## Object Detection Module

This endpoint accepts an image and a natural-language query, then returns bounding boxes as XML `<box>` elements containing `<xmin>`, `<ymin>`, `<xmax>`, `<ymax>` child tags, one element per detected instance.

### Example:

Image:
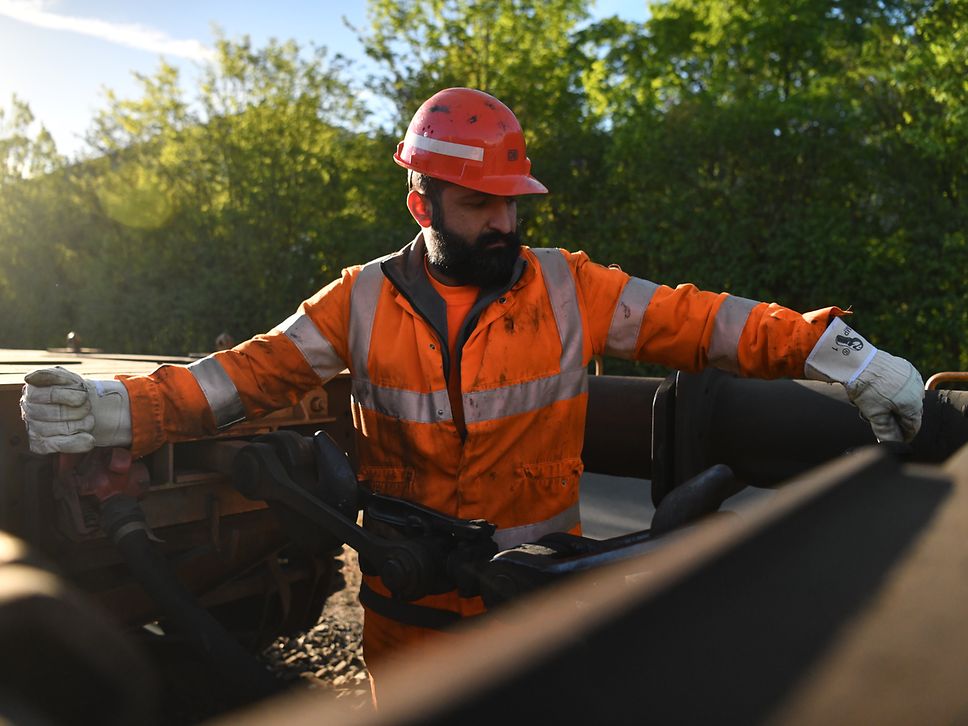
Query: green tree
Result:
<box><xmin>357</xmin><ymin>0</ymin><xmax>610</xmax><ymax>248</ymax></box>
<box><xmin>67</xmin><ymin>37</ymin><xmax>386</xmax><ymax>354</ymax></box>
<box><xmin>3</xmin><ymin>1</ymin><xmax>964</xmax><ymax>372</ymax></box>
<box><xmin>0</xmin><ymin>97</ymin><xmax>75</xmax><ymax>347</ymax></box>
<box><xmin>579</xmin><ymin>0</ymin><xmax>967</xmax><ymax>371</ymax></box>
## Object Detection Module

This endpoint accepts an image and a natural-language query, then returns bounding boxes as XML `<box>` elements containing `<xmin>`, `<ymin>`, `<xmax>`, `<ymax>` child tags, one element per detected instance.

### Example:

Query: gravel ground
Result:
<box><xmin>260</xmin><ymin>546</ymin><xmax>372</xmax><ymax>713</ymax></box>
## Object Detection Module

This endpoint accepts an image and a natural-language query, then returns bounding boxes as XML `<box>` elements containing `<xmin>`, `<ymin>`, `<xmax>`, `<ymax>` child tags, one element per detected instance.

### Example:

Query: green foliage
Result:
<box><xmin>356</xmin><ymin>0</ymin><xmax>608</xmax><ymax>248</ymax></box>
<box><xmin>0</xmin><ymin>98</ymin><xmax>72</xmax><ymax>347</ymax></box>
<box><xmin>0</xmin><ymin>0</ymin><xmax>965</xmax><ymax>373</ymax></box>
<box><xmin>580</xmin><ymin>0</ymin><xmax>968</xmax><ymax>370</ymax></box>
<box><xmin>1</xmin><ymin>37</ymin><xmax>403</xmax><ymax>354</ymax></box>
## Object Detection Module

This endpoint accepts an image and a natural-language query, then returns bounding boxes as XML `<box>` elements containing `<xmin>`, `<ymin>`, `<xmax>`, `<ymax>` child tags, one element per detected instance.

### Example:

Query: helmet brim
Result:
<box><xmin>455</xmin><ymin>174</ymin><xmax>549</xmax><ymax>197</ymax></box>
<box><xmin>393</xmin><ymin>152</ymin><xmax>548</xmax><ymax>196</ymax></box>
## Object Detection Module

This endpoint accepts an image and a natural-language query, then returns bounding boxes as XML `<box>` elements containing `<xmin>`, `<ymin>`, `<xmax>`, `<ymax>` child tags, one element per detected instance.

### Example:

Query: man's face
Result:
<box><xmin>424</xmin><ymin>184</ymin><xmax>520</xmax><ymax>288</ymax></box>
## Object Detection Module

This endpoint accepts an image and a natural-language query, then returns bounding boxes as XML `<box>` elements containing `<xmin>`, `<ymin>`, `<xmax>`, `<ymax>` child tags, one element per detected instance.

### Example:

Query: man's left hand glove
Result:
<box><xmin>804</xmin><ymin>320</ymin><xmax>924</xmax><ymax>443</ymax></box>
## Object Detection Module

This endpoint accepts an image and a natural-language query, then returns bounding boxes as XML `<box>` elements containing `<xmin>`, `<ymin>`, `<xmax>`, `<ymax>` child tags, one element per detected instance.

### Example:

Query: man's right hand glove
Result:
<box><xmin>20</xmin><ymin>367</ymin><xmax>132</xmax><ymax>455</ymax></box>
<box><xmin>804</xmin><ymin>320</ymin><xmax>924</xmax><ymax>443</ymax></box>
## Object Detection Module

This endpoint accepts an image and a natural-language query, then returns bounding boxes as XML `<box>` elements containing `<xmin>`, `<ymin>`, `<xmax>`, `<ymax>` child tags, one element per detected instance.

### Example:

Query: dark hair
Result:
<box><xmin>408</xmin><ymin>171</ymin><xmax>444</xmax><ymax>202</ymax></box>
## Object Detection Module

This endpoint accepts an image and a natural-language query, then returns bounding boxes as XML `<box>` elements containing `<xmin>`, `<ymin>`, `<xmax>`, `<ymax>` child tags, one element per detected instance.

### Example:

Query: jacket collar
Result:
<box><xmin>379</xmin><ymin>232</ymin><xmax>529</xmax><ymax>317</ymax></box>
<box><xmin>379</xmin><ymin>233</ymin><xmax>530</xmax><ymax>392</ymax></box>
<box><xmin>380</xmin><ymin>234</ymin><xmax>448</xmax><ymax>344</ymax></box>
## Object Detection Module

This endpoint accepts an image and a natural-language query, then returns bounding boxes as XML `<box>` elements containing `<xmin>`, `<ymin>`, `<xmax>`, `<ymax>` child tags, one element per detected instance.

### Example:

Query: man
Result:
<box><xmin>21</xmin><ymin>88</ymin><xmax>924</xmax><ymax>684</ymax></box>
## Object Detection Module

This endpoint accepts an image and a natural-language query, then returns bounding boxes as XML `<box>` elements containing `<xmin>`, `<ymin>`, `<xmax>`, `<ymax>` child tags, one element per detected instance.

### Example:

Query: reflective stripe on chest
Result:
<box><xmin>349</xmin><ymin>249</ymin><xmax>588</xmax><ymax>425</ymax></box>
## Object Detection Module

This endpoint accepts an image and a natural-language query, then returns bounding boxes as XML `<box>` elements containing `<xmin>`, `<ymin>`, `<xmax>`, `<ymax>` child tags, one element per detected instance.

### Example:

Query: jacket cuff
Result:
<box><xmin>803</xmin><ymin>317</ymin><xmax>877</xmax><ymax>385</ymax></box>
<box><xmin>802</xmin><ymin>305</ymin><xmax>849</xmax><ymax>327</ymax></box>
<box><xmin>116</xmin><ymin>375</ymin><xmax>166</xmax><ymax>459</ymax></box>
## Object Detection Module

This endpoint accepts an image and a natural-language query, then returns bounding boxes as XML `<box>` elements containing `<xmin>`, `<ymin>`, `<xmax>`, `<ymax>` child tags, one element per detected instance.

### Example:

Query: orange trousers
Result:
<box><xmin>363</xmin><ymin>608</ymin><xmax>462</xmax><ymax>705</ymax></box>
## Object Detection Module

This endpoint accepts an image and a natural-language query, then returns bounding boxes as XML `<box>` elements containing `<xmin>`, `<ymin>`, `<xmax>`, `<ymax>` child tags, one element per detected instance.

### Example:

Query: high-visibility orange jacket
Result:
<box><xmin>119</xmin><ymin>235</ymin><xmax>842</xmax><ymax>665</ymax></box>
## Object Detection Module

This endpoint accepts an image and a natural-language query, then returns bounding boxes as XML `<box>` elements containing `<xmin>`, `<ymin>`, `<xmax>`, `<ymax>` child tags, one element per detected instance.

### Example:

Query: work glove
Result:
<box><xmin>804</xmin><ymin>320</ymin><xmax>924</xmax><ymax>443</ymax></box>
<box><xmin>20</xmin><ymin>367</ymin><xmax>132</xmax><ymax>455</ymax></box>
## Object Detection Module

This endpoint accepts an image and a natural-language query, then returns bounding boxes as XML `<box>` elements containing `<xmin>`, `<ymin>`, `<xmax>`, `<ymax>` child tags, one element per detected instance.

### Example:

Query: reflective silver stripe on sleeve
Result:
<box><xmin>348</xmin><ymin>261</ymin><xmax>386</xmax><ymax>377</ymax></box>
<box><xmin>604</xmin><ymin>277</ymin><xmax>659</xmax><ymax>358</ymax></box>
<box><xmin>187</xmin><ymin>356</ymin><xmax>246</xmax><ymax>429</ymax></box>
<box><xmin>708</xmin><ymin>295</ymin><xmax>760</xmax><ymax>373</ymax></box>
<box><xmin>352</xmin><ymin>380</ymin><xmax>453</xmax><ymax>424</ymax></box>
<box><xmin>531</xmin><ymin>248</ymin><xmax>584</xmax><ymax>371</ymax></box>
<box><xmin>492</xmin><ymin>502</ymin><xmax>581</xmax><ymax>551</ymax></box>
<box><xmin>463</xmin><ymin>367</ymin><xmax>588</xmax><ymax>424</ymax></box>
<box><xmin>274</xmin><ymin>312</ymin><xmax>345</xmax><ymax>382</ymax></box>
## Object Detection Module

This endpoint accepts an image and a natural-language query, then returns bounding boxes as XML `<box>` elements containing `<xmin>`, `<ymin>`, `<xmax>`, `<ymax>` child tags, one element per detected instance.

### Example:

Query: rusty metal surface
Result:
<box><xmin>581</xmin><ymin>375</ymin><xmax>661</xmax><ymax>479</ymax></box>
<box><xmin>0</xmin><ymin>348</ymin><xmax>356</xmax><ymax>633</ymax></box>
<box><xmin>4</xmin><ymin>348</ymin><xmax>967</xmax><ymax>720</ymax></box>
<box><xmin>0</xmin><ymin>533</ymin><xmax>159</xmax><ymax>725</ymax></box>
<box><xmin>925</xmin><ymin>371</ymin><xmax>968</xmax><ymax>390</ymax></box>
<box><xmin>222</xmin><ymin>444</ymin><xmax>968</xmax><ymax>725</ymax></box>
<box><xmin>768</xmin><ymin>443</ymin><xmax>968</xmax><ymax>726</ymax></box>
<box><xmin>0</xmin><ymin>348</ymin><xmax>195</xmax><ymax>384</ymax></box>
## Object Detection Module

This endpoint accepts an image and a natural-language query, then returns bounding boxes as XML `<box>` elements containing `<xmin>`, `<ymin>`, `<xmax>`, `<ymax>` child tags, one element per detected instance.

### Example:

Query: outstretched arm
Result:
<box><xmin>21</xmin><ymin>270</ymin><xmax>357</xmax><ymax>458</ymax></box>
<box><xmin>569</xmin><ymin>250</ymin><xmax>924</xmax><ymax>443</ymax></box>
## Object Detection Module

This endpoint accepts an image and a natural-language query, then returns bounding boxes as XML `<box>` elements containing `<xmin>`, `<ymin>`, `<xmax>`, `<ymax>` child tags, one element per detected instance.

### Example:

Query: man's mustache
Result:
<box><xmin>475</xmin><ymin>230</ymin><xmax>521</xmax><ymax>250</ymax></box>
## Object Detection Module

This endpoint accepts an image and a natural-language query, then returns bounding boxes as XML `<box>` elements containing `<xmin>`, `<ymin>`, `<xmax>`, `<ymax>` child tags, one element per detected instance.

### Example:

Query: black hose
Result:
<box><xmin>99</xmin><ymin>495</ymin><xmax>282</xmax><ymax>707</ymax></box>
<box><xmin>650</xmin><ymin>464</ymin><xmax>740</xmax><ymax>537</ymax></box>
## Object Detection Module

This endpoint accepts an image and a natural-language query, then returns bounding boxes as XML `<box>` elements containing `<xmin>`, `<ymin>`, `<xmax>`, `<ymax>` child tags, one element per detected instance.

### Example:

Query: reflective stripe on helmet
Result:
<box><xmin>273</xmin><ymin>311</ymin><xmax>345</xmax><ymax>382</ymax></box>
<box><xmin>604</xmin><ymin>277</ymin><xmax>659</xmax><ymax>358</ymax></box>
<box><xmin>708</xmin><ymin>295</ymin><xmax>760</xmax><ymax>373</ymax></box>
<box><xmin>492</xmin><ymin>502</ymin><xmax>581</xmax><ymax>550</ymax></box>
<box><xmin>404</xmin><ymin>131</ymin><xmax>484</xmax><ymax>162</ymax></box>
<box><xmin>187</xmin><ymin>355</ymin><xmax>246</xmax><ymax>429</ymax></box>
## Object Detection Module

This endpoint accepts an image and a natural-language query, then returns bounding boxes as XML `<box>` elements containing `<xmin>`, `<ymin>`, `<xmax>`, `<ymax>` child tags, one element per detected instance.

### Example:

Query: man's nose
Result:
<box><xmin>487</xmin><ymin>199</ymin><xmax>516</xmax><ymax>234</ymax></box>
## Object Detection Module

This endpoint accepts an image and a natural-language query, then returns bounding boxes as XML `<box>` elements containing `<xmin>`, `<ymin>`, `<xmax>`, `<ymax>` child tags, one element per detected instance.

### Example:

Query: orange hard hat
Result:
<box><xmin>393</xmin><ymin>88</ymin><xmax>548</xmax><ymax>196</ymax></box>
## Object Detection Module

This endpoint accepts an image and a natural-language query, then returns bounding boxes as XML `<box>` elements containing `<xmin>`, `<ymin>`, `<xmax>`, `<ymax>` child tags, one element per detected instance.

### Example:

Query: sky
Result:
<box><xmin>0</xmin><ymin>0</ymin><xmax>650</xmax><ymax>159</ymax></box>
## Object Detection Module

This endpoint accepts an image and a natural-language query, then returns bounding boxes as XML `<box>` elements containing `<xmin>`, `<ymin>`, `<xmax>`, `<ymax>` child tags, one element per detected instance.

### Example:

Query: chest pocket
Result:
<box><xmin>492</xmin><ymin>457</ymin><xmax>584</xmax><ymax>550</ymax></box>
<box><xmin>520</xmin><ymin>458</ymin><xmax>583</xmax><ymax>497</ymax></box>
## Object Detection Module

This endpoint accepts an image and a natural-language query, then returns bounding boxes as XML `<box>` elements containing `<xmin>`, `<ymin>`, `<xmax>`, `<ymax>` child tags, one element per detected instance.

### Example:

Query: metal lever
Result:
<box><xmin>481</xmin><ymin>464</ymin><xmax>738</xmax><ymax>608</ymax></box>
<box><xmin>232</xmin><ymin>433</ymin><xmax>736</xmax><ymax>610</ymax></box>
<box><xmin>231</xmin><ymin>437</ymin><xmax>496</xmax><ymax>601</ymax></box>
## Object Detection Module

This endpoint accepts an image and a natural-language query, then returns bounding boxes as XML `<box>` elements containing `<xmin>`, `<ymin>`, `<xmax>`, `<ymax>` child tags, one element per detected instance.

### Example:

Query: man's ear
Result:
<box><xmin>406</xmin><ymin>190</ymin><xmax>433</xmax><ymax>228</ymax></box>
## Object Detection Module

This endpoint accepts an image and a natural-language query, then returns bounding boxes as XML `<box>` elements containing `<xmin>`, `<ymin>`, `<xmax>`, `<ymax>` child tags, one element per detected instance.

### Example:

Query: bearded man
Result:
<box><xmin>20</xmin><ymin>87</ymin><xmax>924</xmax><ymax>696</ymax></box>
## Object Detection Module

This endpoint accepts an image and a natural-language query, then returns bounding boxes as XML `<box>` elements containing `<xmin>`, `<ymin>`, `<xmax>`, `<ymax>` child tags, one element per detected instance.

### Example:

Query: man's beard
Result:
<box><xmin>426</xmin><ymin>217</ymin><xmax>522</xmax><ymax>288</ymax></box>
